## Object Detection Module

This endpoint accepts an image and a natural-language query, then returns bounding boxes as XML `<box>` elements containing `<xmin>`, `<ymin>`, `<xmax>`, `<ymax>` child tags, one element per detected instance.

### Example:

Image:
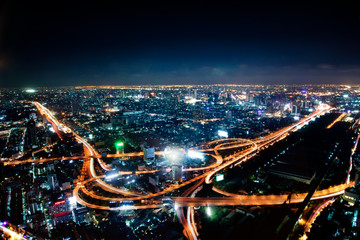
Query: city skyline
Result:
<box><xmin>1</xmin><ymin>85</ymin><xmax>360</xmax><ymax>239</ymax></box>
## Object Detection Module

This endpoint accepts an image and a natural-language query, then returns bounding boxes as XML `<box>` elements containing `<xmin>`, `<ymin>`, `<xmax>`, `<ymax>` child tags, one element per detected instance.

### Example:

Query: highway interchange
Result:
<box><xmin>4</xmin><ymin>102</ymin><xmax>356</xmax><ymax>240</ymax></box>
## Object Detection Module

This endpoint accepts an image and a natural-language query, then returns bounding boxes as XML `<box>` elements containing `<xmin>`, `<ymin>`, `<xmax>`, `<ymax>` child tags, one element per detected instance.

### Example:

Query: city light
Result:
<box><xmin>299</xmin><ymin>234</ymin><xmax>308</xmax><ymax>240</ymax></box>
<box><xmin>184</xmin><ymin>98</ymin><xmax>199</xmax><ymax>105</ymax></box>
<box><xmin>298</xmin><ymin>218</ymin><xmax>306</xmax><ymax>225</ymax></box>
<box><xmin>54</xmin><ymin>200</ymin><xmax>65</xmax><ymax>205</ymax></box>
<box><xmin>284</xmin><ymin>103</ymin><xmax>291</xmax><ymax>111</ymax></box>
<box><xmin>206</xmin><ymin>206</ymin><xmax>212</xmax><ymax>217</ymax></box>
<box><xmin>121</xmin><ymin>205</ymin><xmax>134</xmax><ymax>210</ymax></box>
<box><xmin>218</xmin><ymin>130</ymin><xmax>228</xmax><ymax>138</ymax></box>
<box><xmin>68</xmin><ymin>196</ymin><xmax>77</xmax><ymax>210</ymax></box>
<box><xmin>105</xmin><ymin>173</ymin><xmax>119</xmax><ymax>180</ymax></box>
<box><xmin>25</xmin><ymin>89</ymin><xmax>36</xmax><ymax>93</ymax></box>
<box><xmin>68</xmin><ymin>196</ymin><xmax>77</xmax><ymax>205</ymax></box>
<box><xmin>215</xmin><ymin>174</ymin><xmax>224</xmax><ymax>182</ymax></box>
<box><xmin>164</xmin><ymin>147</ymin><xmax>184</xmax><ymax>163</ymax></box>
<box><xmin>115</xmin><ymin>142</ymin><xmax>124</xmax><ymax>147</ymax></box>
<box><xmin>187</xmin><ymin>150</ymin><xmax>204</xmax><ymax>160</ymax></box>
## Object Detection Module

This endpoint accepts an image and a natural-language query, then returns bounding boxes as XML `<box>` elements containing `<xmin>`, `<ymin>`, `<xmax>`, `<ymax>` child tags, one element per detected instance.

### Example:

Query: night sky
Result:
<box><xmin>1</xmin><ymin>2</ymin><xmax>360</xmax><ymax>88</ymax></box>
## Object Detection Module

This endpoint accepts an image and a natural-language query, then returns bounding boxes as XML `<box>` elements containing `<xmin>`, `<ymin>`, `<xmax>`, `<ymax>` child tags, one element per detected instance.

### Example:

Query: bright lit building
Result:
<box><xmin>218</xmin><ymin>130</ymin><xmax>228</xmax><ymax>138</ymax></box>
<box><xmin>344</xmin><ymin>188</ymin><xmax>360</xmax><ymax>205</ymax></box>
<box><xmin>143</xmin><ymin>146</ymin><xmax>155</xmax><ymax>161</ymax></box>
<box><xmin>48</xmin><ymin>200</ymin><xmax>72</xmax><ymax>226</ymax></box>
<box><xmin>115</xmin><ymin>142</ymin><xmax>124</xmax><ymax>154</ymax></box>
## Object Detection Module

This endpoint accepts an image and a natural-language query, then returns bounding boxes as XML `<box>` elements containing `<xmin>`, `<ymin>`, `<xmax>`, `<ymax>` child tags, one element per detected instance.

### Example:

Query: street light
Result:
<box><xmin>206</xmin><ymin>206</ymin><xmax>212</xmax><ymax>217</ymax></box>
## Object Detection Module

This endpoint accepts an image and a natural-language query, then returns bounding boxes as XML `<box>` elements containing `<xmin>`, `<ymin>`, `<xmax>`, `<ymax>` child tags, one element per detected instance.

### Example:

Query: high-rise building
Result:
<box><xmin>46</xmin><ymin>137</ymin><xmax>52</xmax><ymax>145</ymax></box>
<box><xmin>143</xmin><ymin>146</ymin><xmax>155</xmax><ymax>161</ymax></box>
<box><xmin>291</xmin><ymin>105</ymin><xmax>298</xmax><ymax>115</ymax></box>
<box><xmin>193</xmin><ymin>108</ymin><xmax>204</xmax><ymax>121</ymax></box>
<box><xmin>72</xmin><ymin>207</ymin><xmax>90</xmax><ymax>224</ymax></box>
<box><xmin>301</xmin><ymin>100</ymin><xmax>310</xmax><ymax>109</ymax></box>
<box><xmin>42</xmin><ymin>115</ymin><xmax>48</xmax><ymax>124</ymax></box>
<box><xmin>49</xmin><ymin>200</ymin><xmax>72</xmax><ymax>226</ymax></box>
<box><xmin>355</xmin><ymin>168</ymin><xmax>360</xmax><ymax>186</ymax></box>
<box><xmin>47</xmin><ymin>174</ymin><xmax>59</xmax><ymax>190</ymax></box>
<box><xmin>29</xmin><ymin>112</ymin><xmax>37</xmax><ymax>120</ymax></box>
<box><xmin>171</xmin><ymin>165</ymin><xmax>183</xmax><ymax>182</ymax></box>
<box><xmin>225</xmin><ymin>110</ymin><xmax>232</xmax><ymax>120</ymax></box>
<box><xmin>71</xmin><ymin>100</ymin><xmax>80</xmax><ymax>116</ymax></box>
<box><xmin>208</xmin><ymin>92</ymin><xmax>219</xmax><ymax>104</ymax></box>
<box><xmin>27</xmin><ymin>120</ymin><xmax>37</xmax><ymax>147</ymax></box>
<box><xmin>246</xmin><ymin>92</ymin><xmax>254</xmax><ymax>103</ymax></box>
<box><xmin>149</xmin><ymin>175</ymin><xmax>159</xmax><ymax>186</ymax></box>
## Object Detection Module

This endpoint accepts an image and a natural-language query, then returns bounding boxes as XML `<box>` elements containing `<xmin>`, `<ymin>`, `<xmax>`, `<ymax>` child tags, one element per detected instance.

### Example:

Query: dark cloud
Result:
<box><xmin>317</xmin><ymin>64</ymin><xmax>334</xmax><ymax>69</ymax></box>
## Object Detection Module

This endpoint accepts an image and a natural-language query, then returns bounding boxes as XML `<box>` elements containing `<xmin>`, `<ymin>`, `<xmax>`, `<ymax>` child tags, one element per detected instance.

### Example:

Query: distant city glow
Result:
<box><xmin>1</xmin><ymin>85</ymin><xmax>356</xmax><ymax>239</ymax></box>
<box><xmin>25</xmin><ymin>89</ymin><xmax>36</xmax><ymax>93</ymax></box>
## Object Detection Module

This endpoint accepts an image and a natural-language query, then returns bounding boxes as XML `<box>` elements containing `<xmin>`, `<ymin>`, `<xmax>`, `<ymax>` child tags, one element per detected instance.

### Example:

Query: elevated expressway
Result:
<box><xmin>173</xmin><ymin>182</ymin><xmax>354</xmax><ymax>207</ymax></box>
